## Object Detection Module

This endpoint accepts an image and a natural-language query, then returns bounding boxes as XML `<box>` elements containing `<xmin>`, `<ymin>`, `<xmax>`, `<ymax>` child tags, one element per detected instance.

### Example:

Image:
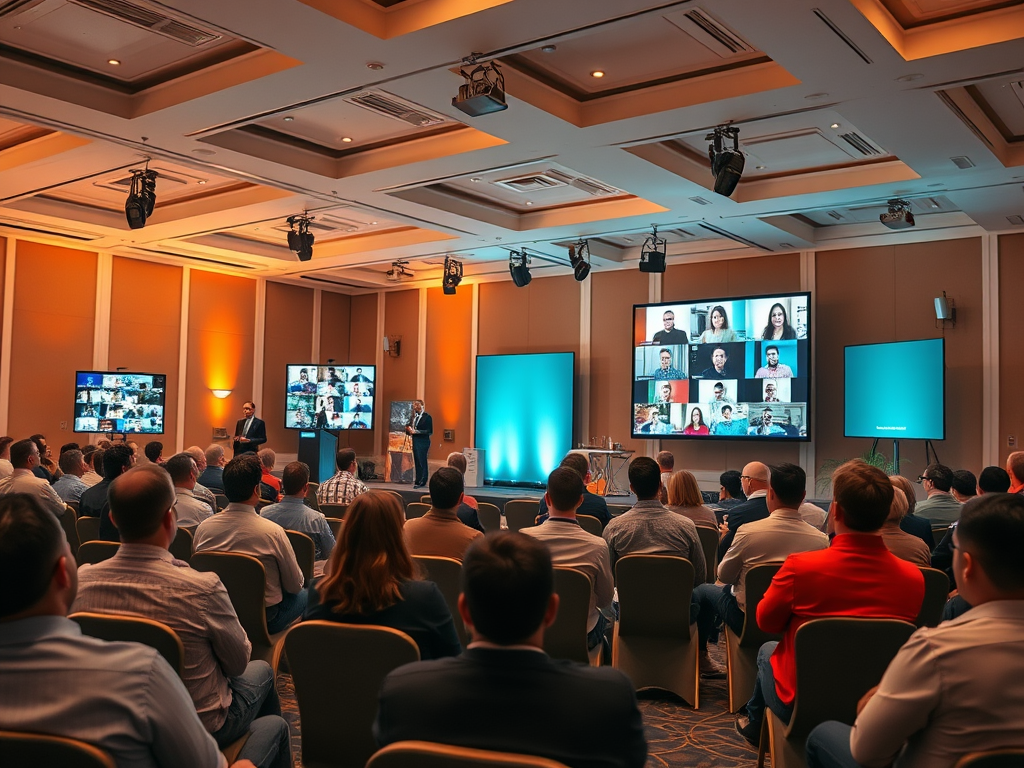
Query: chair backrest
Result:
<box><xmin>577</xmin><ymin>514</ymin><xmax>602</xmax><ymax>536</ymax></box>
<box><xmin>737</xmin><ymin>563</ymin><xmax>784</xmax><ymax>646</ymax></box>
<box><xmin>543</xmin><ymin>567</ymin><xmax>593</xmax><ymax>664</ymax></box>
<box><xmin>954</xmin><ymin>750</ymin><xmax>1024</xmax><ymax>768</ymax></box>
<box><xmin>76</xmin><ymin>516</ymin><xmax>100</xmax><ymax>544</ymax></box>
<box><xmin>286</xmin><ymin>621</ymin><xmax>420</xmax><ymax>768</ymax></box>
<box><xmin>413</xmin><ymin>555</ymin><xmax>468</xmax><ymax>647</ymax></box>
<box><xmin>406</xmin><ymin>502</ymin><xmax>431</xmax><ymax>520</ymax></box>
<box><xmin>66</xmin><ymin>500</ymin><xmax>80</xmax><ymax>513</ymax></box>
<box><xmin>77</xmin><ymin>541</ymin><xmax>119</xmax><ymax>566</ymax></box>
<box><xmin>0</xmin><ymin>730</ymin><xmax>115</xmax><ymax>768</ymax></box>
<box><xmin>169</xmin><ymin>527</ymin><xmax>193</xmax><ymax>563</ymax></box>
<box><xmin>69</xmin><ymin>612</ymin><xmax>184</xmax><ymax>676</ymax></box>
<box><xmin>695</xmin><ymin>525</ymin><xmax>719</xmax><ymax>583</ymax></box>
<box><xmin>320</xmin><ymin>502</ymin><xmax>348</xmax><ymax>519</ymax></box>
<box><xmin>420</xmin><ymin>495</ymin><xmax>431</xmax><ymax>504</ymax></box>
<box><xmin>214</xmin><ymin>494</ymin><xmax>229</xmax><ymax>511</ymax></box>
<box><xmin>916</xmin><ymin>566</ymin><xmax>950</xmax><ymax>628</ymax></box>
<box><xmin>304</xmin><ymin>483</ymin><xmax>321</xmax><ymax>511</ymax></box>
<box><xmin>787</xmin><ymin>617</ymin><xmax>917</xmax><ymax>739</ymax></box>
<box><xmin>190</xmin><ymin>551</ymin><xmax>273</xmax><ymax>649</ymax></box>
<box><xmin>476</xmin><ymin>502</ymin><xmax>501</xmax><ymax>532</ymax></box>
<box><xmin>607</xmin><ymin>504</ymin><xmax>631</xmax><ymax>517</ymax></box>
<box><xmin>60</xmin><ymin>505</ymin><xmax>80</xmax><ymax>555</ymax></box>
<box><xmin>286</xmin><ymin>530</ymin><xmax>315</xmax><ymax>583</ymax></box>
<box><xmin>503</xmin><ymin>499</ymin><xmax>539</xmax><ymax>533</ymax></box>
<box><xmin>381</xmin><ymin>489</ymin><xmax>405</xmax><ymax>506</ymax></box>
<box><xmin>367</xmin><ymin>740</ymin><xmax>572</xmax><ymax>768</ymax></box>
<box><xmin>615</xmin><ymin>555</ymin><xmax>695</xmax><ymax>638</ymax></box>
<box><xmin>326</xmin><ymin>517</ymin><xmax>344</xmax><ymax>540</ymax></box>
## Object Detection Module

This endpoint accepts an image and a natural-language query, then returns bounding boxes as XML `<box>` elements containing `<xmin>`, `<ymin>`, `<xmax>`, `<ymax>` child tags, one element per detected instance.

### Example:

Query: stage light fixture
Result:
<box><xmin>442</xmin><ymin>255</ymin><xmax>463</xmax><ymax>295</ymax></box>
<box><xmin>706</xmin><ymin>124</ymin><xmax>745</xmax><ymax>198</ymax></box>
<box><xmin>880</xmin><ymin>198</ymin><xmax>915</xmax><ymax>230</ymax></box>
<box><xmin>639</xmin><ymin>225</ymin><xmax>667</xmax><ymax>273</ymax></box>
<box><xmin>386</xmin><ymin>260</ymin><xmax>414</xmax><ymax>282</ymax></box>
<box><xmin>452</xmin><ymin>56</ymin><xmax>507</xmax><ymax>117</ymax></box>
<box><xmin>509</xmin><ymin>250</ymin><xmax>532</xmax><ymax>287</ymax></box>
<box><xmin>124</xmin><ymin>168</ymin><xmax>158</xmax><ymax>230</ymax></box>
<box><xmin>569</xmin><ymin>239</ymin><xmax>591</xmax><ymax>282</ymax></box>
<box><xmin>286</xmin><ymin>214</ymin><xmax>315</xmax><ymax>261</ymax></box>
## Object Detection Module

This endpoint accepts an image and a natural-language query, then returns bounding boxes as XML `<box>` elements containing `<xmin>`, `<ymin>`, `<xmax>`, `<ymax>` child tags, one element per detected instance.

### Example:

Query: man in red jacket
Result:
<box><xmin>736</xmin><ymin>460</ymin><xmax>926</xmax><ymax>746</ymax></box>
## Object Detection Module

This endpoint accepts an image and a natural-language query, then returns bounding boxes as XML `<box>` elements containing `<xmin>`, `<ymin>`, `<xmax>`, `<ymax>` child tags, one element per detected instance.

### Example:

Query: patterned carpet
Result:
<box><xmin>278</xmin><ymin>640</ymin><xmax>759</xmax><ymax>767</ymax></box>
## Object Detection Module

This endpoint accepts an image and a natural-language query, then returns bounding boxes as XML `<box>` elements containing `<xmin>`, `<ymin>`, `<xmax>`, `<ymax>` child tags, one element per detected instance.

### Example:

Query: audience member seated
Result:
<box><xmin>317</xmin><ymin>447</ymin><xmax>367</xmax><ymax>506</ymax></box>
<box><xmin>194</xmin><ymin>454</ymin><xmax>306</xmax><ymax>634</ymax></box>
<box><xmin>718</xmin><ymin>462</ymin><xmax>771</xmax><ymax>560</ymax></box>
<box><xmin>805</xmin><ymin>493</ymin><xmax>1024</xmax><ymax>768</ymax></box>
<box><xmin>166</xmin><ymin>452</ymin><xmax>214</xmax><ymax>528</ymax></box>
<box><xmin>797</xmin><ymin>500</ymin><xmax>828</xmax><ymax>530</ymax></box>
<box><xmin>404</xmin><ymin>467</ymin><xmax>483</xmax><ymax>562</ymax></box>
<box><xmin>199</xmin><ymin>444</ymin><xmax>227</xmax><ymax>493</ymax></box>
<box><xmin>979</xmin><ymin>465</ymin><xmax>1011</xmax><ymax>494</ymax></box>
<box><xmin>446</xmin><ymin>452</ymin><xmax>478</xmax><ymax>509</ymax></box>
<box><xmin>666</xmin><ymin>470</ymin><xmax>718</xmax><ymax>528</ymax></box>
<box><xmin>82</xmin><ymin>447</ymin><xmax>103</xmax><ymax>487</ymax></box>
<box><xmin>0</xmin><ymin>435</ymin><xmax>13</xmax><ymax>478</ymax></box>
<box><xmin>695</xmin><ymin>463</ymin><xmax>829</xmax><ymax>677</ymax></box>
<box><xmin>657</xmin><ymin>450</ymin><xmax>674</xmax><ymax>504</ymax></box>
<box><xmin>0</xmin><ymin>439</ymin><xmax>67</xmax><ymax>518</ymax></box>
<box><xmin>1007</xmin><ymin>451</ymin><xmax>1024</xmax><ymax>494</ymax></box>
<box><xmin>891</xmin><ymin>475</ymin><xmax>935</xmax><ymax>550</ymax></box>
<box><xmin>80</xmin><ymin>443</ymin><xmax>134</xmax><ymax>542</ymax></box>
<box><xmin>52</xmin><ymin>449</ymin><xmax>89</xmax><ymax>504</ymax></box>
<box><xmin>303</xmin><ymin>492</ymin><xmax>460</xmax><ymax>660</ymax></box>
<box><xmin>913</xmin><ymin>463</ymin><xmax>961</xmax><ymax>525</ymax></box>
<box><xmin>71</xmin><ymin>465</ymin><xmax>289</xmax><ymax>764</ymax></box>
<box><xmin>186</xmin><ymin>445</ymin><xmax>219</xmax><ymax>510</ymax></box>
<box><xmin>706</xmin><ymin>469</ymin><xmax>747</xmax><ymax>523</ymax></box>
<box><xmin>537</xmin><ymin>452</ymin><xmax>610</xmax><ymax>526</ymax></box>
<box><xmin>30</xmin><ymin>433</ymin><xmax>56</xmax><ymax>482</ymax></box>
<box><xmin>523</xmin><ymin>467</ymin><xmax>614</xmax><ymax>653</ymax></box>
<box><xmin>0</xmin><ymin>494</ymin><xmax>273</xmax><ymax>768</ymax></box>
<box><xmin>261</xmin><ymin>461</ymin><xmax>336</xmax><ymax>561</ymax></box>
<box><xmin>258</xmin><ymin>449</ymin><xmax>281</xmax><ymax>496</ymax></box>
<box><xmin>951</xmin><ymin>469</ymin><xmax>977</xmax><ymax>504</ymax></box>
<box><xmin>444</xmin><ymin>452</ymin><xmax>483</xmax><ymax>533</ymax></box>
<box><xmin>374</xmin><ymin>532</ymin><xmax>648</xmax><ymax>768</ymax></box>
<box><xmin>734</xmin><ymin>460</ymin><xmax>926</xmax><ymax>746</ymax></box>
<box><xmin>878</xmin><ymin>482</ymin><xmax>931</xmax><ymax>567</ymax></box>
<box><xmin>144</xmin><ymin>440</ymin><xmax>164</xmax><ymax>465</ymax></box>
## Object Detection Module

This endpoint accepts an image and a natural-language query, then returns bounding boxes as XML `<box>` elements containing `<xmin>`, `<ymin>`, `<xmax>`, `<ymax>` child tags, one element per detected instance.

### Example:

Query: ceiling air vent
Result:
<box><xmin>689</xmin><ymin>196</ymin><xmax>712</xmax><ymax>205</ymax></box>
<box><xmin>950</xmin><ymin>155</ymin><xmax>975</xmax><ymax>169</ymax></box>
<box><xmin>1007</xmin><ymin>215</ymin><xmax>1024</xmax><ymax>226</ymax></box>
<box><xmin>826</xmin><ymin>210</ymin><xmax>844</xmax><ymax>221</ymax></box>
<box><xmin>0</xmin><ymin>0</ymin><xmax>41</xmax><ymax>19</ymax></box>
<box><xmin>71</xmin><ymin>0</ymin><xmax>222</xmax><ymax>46</ymax></box>
<box><xmin>494</xmin><ymin>173</ymin><xmax>569</xmax><ymax>192</ymax></box>
<box><xmin>569</xmin><ymin>177</ymin><xmax>617</xmax><ymax>196</ymax></box>
<box><xmin>665</xmin><ymin>8</ymin><xmax>754</xmax><ymax>56</ymax></box>
<box><xmin>838</xmin><ymin>132</ymin><xmax>883</xmax><ymax>156</ymax></box>
<box><xmin>343</xmin><ymin>91</ymin><xmax>447</xmax><ymax>127</ymax></box>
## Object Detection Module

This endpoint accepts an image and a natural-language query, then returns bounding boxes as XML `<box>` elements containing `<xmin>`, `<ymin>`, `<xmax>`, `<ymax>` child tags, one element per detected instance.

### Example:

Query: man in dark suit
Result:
<box><xmin>374</xmin><ymin>532</ymin><xmax>647</xmax><ymax>768</ymax></box>
<box><xmin>405</xmin><ymin>399</ymin><xmax>432</xmax><ymax>488</ymax></box>
<box><xmin>717</xmin><ymin>461</ymin><xmax>771</xmax><ymax>560</ymax></box>
<box><xmin>232</xmin><ymin>401</ymin><xmax>267</xmax><ymax>457</ymax></box>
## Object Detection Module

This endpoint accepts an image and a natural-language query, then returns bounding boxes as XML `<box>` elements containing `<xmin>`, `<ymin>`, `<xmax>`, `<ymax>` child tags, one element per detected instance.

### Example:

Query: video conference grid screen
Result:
<box><xmin>74</xmin><ymin>372</ymin><xmax>166</xmax><ymax>434</ymax></box>
<box><xmin>632</xmin><ymin>293</ymin><xmax>810</xmax><ymax>441</ymax></box>
<box><xmin>285</xmin><ymin>364</ymin><xmax>376</xmax><ymax>430</ymax></box>
<box><xmin>845</xmin><ymin>338</ymin><xmax>945</xmax><ymax>440</ymax></box>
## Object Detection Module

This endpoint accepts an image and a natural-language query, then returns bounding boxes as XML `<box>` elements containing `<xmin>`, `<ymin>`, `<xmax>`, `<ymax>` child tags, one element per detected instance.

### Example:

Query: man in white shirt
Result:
<box><xmin>0</xmin><ymin>438</ymin><xmax>66</xmax><ymax>518</ymax></box>
<box><xmin>166</xmin><ymin>452</ymin><xmax>214</xmax><ymax>527</ymax></box>
<box><xmin>0</xmin><ymin>435</ymin><xmax>15</xmax><ymax>479</ymax></box>
<box><xmin>52</xmin><ymin>449</ymin><xmax>89</xmax><ymax>503</ymax></box>
<box><xmin>185</xmin><ymin>445</ymin><xmax>219</xmax><ymax>510</ymax></box>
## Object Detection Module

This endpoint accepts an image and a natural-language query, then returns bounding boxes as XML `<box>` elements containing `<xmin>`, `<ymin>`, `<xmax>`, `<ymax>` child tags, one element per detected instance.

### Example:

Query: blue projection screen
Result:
<box><xmin>476</xmin><ymin>352</ymin><xmax>575</xmax><ymax>486</ymax></box>
<box><xmin>844</xmin><ymin>338</ymin><xmax>945</xmax><ymax>439</ymax></box>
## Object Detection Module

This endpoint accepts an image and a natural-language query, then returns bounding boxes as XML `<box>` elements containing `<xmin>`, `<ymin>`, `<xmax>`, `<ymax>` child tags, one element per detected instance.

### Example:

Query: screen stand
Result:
<box><xmin>893</xmin><ymin>439</ymin><xmax>900</xmax><ymax>476</ymax></box>
<box><xmin>924</xmin><ymin>439</ymin><xmax>941</xmax><ymax>466</ymax></box>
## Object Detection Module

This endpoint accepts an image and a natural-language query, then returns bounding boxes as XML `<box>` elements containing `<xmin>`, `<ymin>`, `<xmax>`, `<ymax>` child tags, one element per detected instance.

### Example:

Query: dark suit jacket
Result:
<box><xmin>197</xmin><ymin>466</ymin><xmax>225</xmax><ymax>494</ymax></box>
<box><xmin>408</xmin><ymin>412</ymin><xmax>433</xmax><ymax>444</ymax></box>
<box><xmin>537</xmin><ymin>490</ymin><xmax>610</xmax><ymax>526</ymax></box>
<box><xmin>717</xmin><ymin>493</ymin><xmax>769</xmax><ymax>560</ymax></box>
<box><xmin>375</xmin><ymin>647</ymin><xmax>647</xmax><ymax>768</ymax></box>
<box><xmin>233</xmin><ymin>416</ymin><xmax>267</xmax><ymax>456</ymax></box>
<box><xmin>457</xmin><ymin>502</ymin><xmax>485</xmax><ymax>534</ymax></box>
<box><xmin>80</xmin><ymin>479</ymin><xmax>119</xmax><ymax>542</ymax></box>
<box><xmin>900</xmin><ymin>512</ymin><xmax>935</xmax><ymax>550</ymax></box>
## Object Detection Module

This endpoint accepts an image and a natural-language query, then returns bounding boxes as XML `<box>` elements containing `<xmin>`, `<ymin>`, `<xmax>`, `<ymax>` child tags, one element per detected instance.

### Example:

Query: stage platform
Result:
<box><xmin>364</xmin><ymin>480</ymin><xmax>638</xmax><ymax>510</ymax></box>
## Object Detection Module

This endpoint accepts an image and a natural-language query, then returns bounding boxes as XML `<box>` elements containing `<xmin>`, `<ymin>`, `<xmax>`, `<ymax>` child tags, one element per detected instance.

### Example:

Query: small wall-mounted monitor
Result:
<box><xmin>74</xmin><ymin>371</ymin><xmax>166</xmax><ymax>434</ymax></box>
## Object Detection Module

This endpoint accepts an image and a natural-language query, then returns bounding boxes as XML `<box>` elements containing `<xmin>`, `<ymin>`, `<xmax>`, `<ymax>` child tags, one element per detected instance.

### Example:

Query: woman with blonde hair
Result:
<box><xmin>888</xmin><ymin>474</ymin><xmax>936</xmax><ymax>550</ymax></box>
<box><xmin>666</xmin><ymin>470</ymin><xmax>718</xmax><ymax>528</ymax></box>
<box><xmin>303</xmin><ymin>492</ymin><xmax>461</xmax><ymax>659</ymax></box>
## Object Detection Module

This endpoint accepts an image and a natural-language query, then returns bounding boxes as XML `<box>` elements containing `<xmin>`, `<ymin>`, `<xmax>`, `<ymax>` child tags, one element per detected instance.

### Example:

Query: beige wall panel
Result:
<box><xmin>319</xmin><ymin>291</ymin><xmax>352</xmax><ymax>363</ymax></box>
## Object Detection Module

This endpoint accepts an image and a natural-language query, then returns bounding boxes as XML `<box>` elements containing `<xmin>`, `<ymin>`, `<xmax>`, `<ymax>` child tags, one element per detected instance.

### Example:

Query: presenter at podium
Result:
<box><xmin>233</xmin><ymin>401</ymin><xmax>267</xmax><ymax>456</ymax></box>
<box><xmin>405</xmin><ymin>399</ymin><xmax>433</xmax><ymax>488</ymax></box>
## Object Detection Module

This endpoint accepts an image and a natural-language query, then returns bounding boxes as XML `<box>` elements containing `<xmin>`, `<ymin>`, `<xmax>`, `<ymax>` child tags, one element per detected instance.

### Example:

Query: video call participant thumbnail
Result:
<box><xmin>698</xmin><ymin>305</ymin><xmax>738</xmax><ymax>344</ymax></box>
<box><xmin>755</xmin><ymin>345</ymin><xmax>794</xmax><ymax>378</ymax></box>
<box><xmin>712</xmin><ymin>404</ymin><xmax>748</xmax><ymax>436</ymax></box>
<box><xmin>761</xmin><ymin>303</ymin><xmax>797</xmax><ymax>341</ymax></box>
<box><xmin>653</xmin><ymin>348</ymin><xmax>685</xmax><ymax>380</ymax></box>
<box><xmin>651</xmin><ymin>309</ymin><xmax>688</xmax><ymax>345</ymax></box>
<box><xmin>693</xmin><ymin>343</ymin><xmax>742</xmax><ymax>379</ymax></box>
<box><xmin>748</xmin><ymin>407</ymin><xmax>787</xmax><ymax>436</ymax></box>
<box><xmin>683</xmin><ymin>407</ymin><xmax>710</xmax><ymax>436</ymax></box>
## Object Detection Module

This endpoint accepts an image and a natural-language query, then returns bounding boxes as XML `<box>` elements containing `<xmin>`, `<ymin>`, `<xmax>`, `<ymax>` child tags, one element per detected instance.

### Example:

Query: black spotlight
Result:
<box><xmin>639</xmin><ymin>225</ymin><xmax>667</xmax><ymax>273</ymax></box>
<box><xmin>706</xmin><ymin>125</ymin><xmax>744</xmax><ymax>198</ymax></box>
<box><xmin>124</xmin><ymin>168</ymin><xmax>158</xmax><ymax>229</ymax></box>
<box><xmin>879</xmin><ymin>198</ymin><xmax>915</xmax><ymax>230</ymax></box>
<box><xmin>442</xmin><ymin>255</ymin><xmax>463</xmax><ymax>295</ymax></box>
<box><xmin>452</xmin><ymin>57</ymin><xmax>507</xmax><ymax>117</ymax></box>
<box><xmin>569</xmin><ymin>239</ymin><xmax>591</xmax><ymax>282</ymax></box>
<box><xmin>286</xmin><ymin>214</ymin><xmax>315</xmax><ymax>261</ymax></box>
<box><xmin>509</xmin><ymin>250</ymin><xmax>532</xmax><ymax>287</ymax></box>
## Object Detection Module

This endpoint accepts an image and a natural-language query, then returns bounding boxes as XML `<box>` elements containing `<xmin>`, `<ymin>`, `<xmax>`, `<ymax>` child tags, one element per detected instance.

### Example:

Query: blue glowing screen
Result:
<box><xmin>844</xmin><ymin>338</ymin><xmax>945</xmax><ymax>440</ymax></box>
<box><xmin>475</xmin><ymin>352</ymin><xmax>575</xmax><ymax>485</ymax></box>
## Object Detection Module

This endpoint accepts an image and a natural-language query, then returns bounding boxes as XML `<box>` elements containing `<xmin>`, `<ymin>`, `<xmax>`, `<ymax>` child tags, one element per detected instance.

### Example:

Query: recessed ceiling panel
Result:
<box><xmin>880</xmin><ymin>0</ymin><xmax>1021</xmax><ymax>27</ymax></box>
<box><xmin>440</xmin><ymin>162</ymin><xmax>628</xmax><ymax>212</ymax></box>
<box><xmin>796</xmin><ymin>195</ymin><xmax>960</xmax><ymax>227</ymax></box>
<box><xmin>225</xmin><ymin>209</ymin><xmax>407</xmax><ymax>247</ymax></box>
<box><xmin>965</xmin><ymin>79</ymin><xmax>1024</xmax><ymax>141</ymax></box>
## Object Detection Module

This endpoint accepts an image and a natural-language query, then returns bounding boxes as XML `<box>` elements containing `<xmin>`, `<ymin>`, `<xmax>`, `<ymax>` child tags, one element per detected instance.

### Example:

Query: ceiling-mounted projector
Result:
<box><xmin>452</xmin><ymin>58</ymin><xmax>507</xmax><ymax>117</ymax></box>
<box><xmin>386</xmin><ymin>260</ymin><xmax>414</xmax><ymax>282</ymax></box>
<box><xmin>880</xmin><ymin>198</ymin><xmax>915</xmax><ymax>230</ymax></box>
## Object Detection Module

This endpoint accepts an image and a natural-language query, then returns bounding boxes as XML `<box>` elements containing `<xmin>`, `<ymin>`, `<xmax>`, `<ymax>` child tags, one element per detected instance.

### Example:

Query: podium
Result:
<box><xmin>298</xmin><ymin>430</ymin><xmax>337</xmax><ymax>484</ymax></box>
<box><xmin>463</xmin><ymin>448</ymin><xmax>485</xmax><ymax>488</ymax></box>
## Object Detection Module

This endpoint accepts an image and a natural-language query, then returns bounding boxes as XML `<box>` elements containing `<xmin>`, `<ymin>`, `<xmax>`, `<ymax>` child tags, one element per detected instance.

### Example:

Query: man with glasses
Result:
<box><xmin>913</xmin><ymin>463</ymin><xmax>961</xmax><ymax>525</ymax></box>
<box><xmin>717</xmin><ymin>462</ymin><xmax>771</xmax><ymax>560</ymax></box>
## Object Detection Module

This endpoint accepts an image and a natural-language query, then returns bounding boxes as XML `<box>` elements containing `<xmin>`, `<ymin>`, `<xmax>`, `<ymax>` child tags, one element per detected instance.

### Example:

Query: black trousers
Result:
<box><xmin>412</xmin><ymin>439</ymin><xmax>429</xmax><ymax>486</ymax></box>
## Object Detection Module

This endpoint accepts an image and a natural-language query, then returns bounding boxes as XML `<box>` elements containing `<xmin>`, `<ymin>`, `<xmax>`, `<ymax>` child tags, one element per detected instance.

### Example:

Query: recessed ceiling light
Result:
<box><xmin>525</xmin><ymin>201</ymin><xmax>534</xmax><ymax>206</ymax></box>
<box><xmin>367</xmin><ymin>62</ymin><xmax>385</xmax><ymax>70</ymax></box>
<box><xmin>370</xmin><ymin>221</ymin><xmax>378</xmax><ymax>225</ymax></box>
<box><xmin>470</xmin><ymin>177</ymin><xmax>482</xmax><ymax>183</ymax></box>
<box><xmin>340</xmin><ymin>137</ymin><xmax>353</xmax><ymax>143</ymax></box>
<box><xmin>541</xmin><ymin>45</ymin><xmax>557</xmax><ymax>53</ymax></box>
<box><xmin>830</xmin><ymin>122</ymin><xmax>840</xmax><ymax>129</ymax></box>
<box><xmin>590</xmin><ymin>70</ymin><xmax>605</xmax><ymax>78</ymax></box>
<box><xmin>107</xmin><ymin>59</ymin><xmax>121</xmax><ymax>66</ymax></box>
<box><xmin>191</xmin><ymin>148</ymin><xmax>216</xmax><ymax>156</ymax></box>
<box><xmin>283</xmin><ymin>116</ymin><xmax>294</xmax><ymax>122</ymax></box>
<box><xmin>897</xmin><ymin>73</ymin><xmax>923</xmax><ymax>82</ymax></box>
<box><xmin>345</xmin><ymin>228</ymin><xmax>357</xmax><ymax>232</ymax></box>
<box><xmin>755</xmin><ymin>165</ymin><xmax>766</xmax><ymax>170</ymax></box>
<box><xmin>197</xmin><ymin>180</ymin><xmax>207</xmax><ymax>185</ymax></box>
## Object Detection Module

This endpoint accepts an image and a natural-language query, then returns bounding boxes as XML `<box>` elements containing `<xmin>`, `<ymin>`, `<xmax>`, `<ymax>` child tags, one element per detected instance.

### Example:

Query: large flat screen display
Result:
<box><xmin>476</xmin><ymin>352</ymin><xmax>575</xmax><ymax>486</ymax></box>
<box><xmin>844</xmin><ymin>338</ymin><xmax>945</xmax><ymax>440</ymax></box>
<box><xmin>74</xmin><ymin>371</ymin><xmax>166</xmax><ymax>434</ymax></box>
<box><xmin>632</xmin><ymin>293</ymin><xmax>810</xmax><ymax>441</ymax></box>
<box><xmin>285</xmin><ymin>364</ymin><xmax>375</xmax><ymax>430</ymax></box>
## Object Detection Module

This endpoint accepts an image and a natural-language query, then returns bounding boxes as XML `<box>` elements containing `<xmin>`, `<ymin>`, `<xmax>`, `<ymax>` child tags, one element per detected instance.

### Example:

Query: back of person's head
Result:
<box><xmin>0</xmin><ymin>436</ymin><xmax>14</xmax><ymax>457</ymax></box>
<box><xmin>952</xmin><ymin>469</ymin><xmax>977</xmax><ymax>498</ymax></box>
<box><xmin>81</xmin><ymin>444</ymin><xmax>96</xmax><ymax>460</ymax></box>
<box><xmin>258</xmin><ymin>448</ymin><xmax>275</xmax><ymax>470</ymax></box>
<box><xmin>29</xmin><ymin>434</ymin><xmax>46</xmax><ymax>454</ymax></box>
<box><xmin>667</xmin><ymin>470</ymin><xmax>703</xmax><ymax>508</ymax></box>
<box><xmin>186</xmin><ymin>446</ymin><xmax>205</xmax><ymax>467</ymax></box>
<box><xmin>58</xmin><ymin>449</ymin><xmax>83</xmax><ymax>476</ymax></box>
<box><xmin>462</xmin><ymin>532</ymin><xmax>553</xmax><ymax>645</ymax></box>
<box><xmin>92</xmin><ymin>448</ymin><xmax>105</xmax><ymax>478</ymax></box>
<box><xmin>957</xmin><ymin>493</ymin><xmax>1024</xmax><ymax>592</ymax></box>
<box><xmin>656</xmin><ymin>450</ymin><xmax>675</xmax><ymax>471</ymax></box>
<box><xmin>318</xmin><ymin>492</ymin><xmax>413</xmax><ymax>614</ymax></box>
<box><xmin>887</xmin><ymin>486</ymin><xmax>909</xmax><ymax>524</ymax></box>
<box><xmin>97</xmin><ymin>440</ymin><xmax>112</xmax><ymax>450</ymax></box>
<box><xmin>769</xmin><ymin>463</ymin><xmax>806</xmax><ymax>508</ymax></box>
<box><xmin>1007</xmin><ymin>451</ymin><xmax>1024</xmax><ymax>483</ymax></box>
<box><xmin>832</xmin><ymin>460</ymin><xmax>894</xmax><ymax>532</ymax></box>
<box><xmin>164</xmin><ymin>452</ymin><xmax>196</xmax><ymax>486</ymax></box>
<box><xmin>0</xmin><ymin>494</ymin><xmax>66</xmax><ymax>619</ymax></box>
<box><xmin>282</xmin><ymin>461</ymin><xmax>310</xmax><ymax>496</ymax></box>
<box><xmin>559</xmin><ymin>452</ymin><xmax>590</xmax><ymax>480</ymax></box>
<box><xmin>629</xmin><ymin>456</ymin><xmax>662</xmax><ymax>500</ymax></box>
<box><xmin>889</xmin><ymin>475</ymin><xmax>917</xmax><ymax>515</ymax></box>
<box><xmin>103</xmin><ymin>444</ymin><xmax>134</xmax><ymax>480</ymax></box>
<box><xmin>546</xmin><ymin>467</ymin><xmax>585</xmax><ymax>513</ymax></box>
<box><xmin>335</xmin><ymin>447</ymin><xmax>356</xmax><ymax>473</ymax></box>
<box><xmin>109</xmin><ymin>465</ymin><xmax>175</xmax><ymax>542</ymax></box>
<box><xmin>223</xmin><ymin>454</ymin><xmax>262</xmax><ymax>503</ymax></box>
<box><xmin>429</xmin><ymin>467</ymin><xmax>464</xmax><ymax>510</ymax></box>
<box><xmin>923</xmin><ymin>463</ymin><xmax>954</xmax><ymax>492</ymax></box>
<box><xmin>446</xmin><ymin>452</ymin><xmax>467</xmax><ymax>474</ymax></box>
<box><xmin>979</xmin><ymin>466</ymin><xmax>1012</xmax><ymax>494</ymax></box>
<box><xmin>10</xmin><ymin>439</ymin><xmax>36</xmax><ymax>468</ymax></box>
<box><xmin>720</xmin><ymin>469</ymin><xmax>745</xmax><ymax>500</ymax></box>
<box><xmin>59</xmin><ymin>442</ymin><xmax>79</xmax><ymax>455</ymax></box>
<box><xmin>205</xmin><ymin>444</ymin><xmax>224</xmax><ymax>466</ymax></box>
<box><xmin>144</xmin><ymin>441</ymin><xmax>163</xmax><ymax>463</ymax></box>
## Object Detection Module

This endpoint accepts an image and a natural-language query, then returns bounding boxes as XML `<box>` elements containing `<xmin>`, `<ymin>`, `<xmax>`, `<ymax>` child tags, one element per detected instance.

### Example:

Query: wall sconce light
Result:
<box><xmin>211</xmin><ymin>389</ymin><xmax>232</xmax><ymax>399</ymax></box>
<box><xmin>934</xmin><ymin>292</ymin><xmax>956</xmax><ymax>328</ymax></box>
<box><xmin>384</xmin><ymin>335</ymin><xmax>402</xmax><ymax>358</ymax></box>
